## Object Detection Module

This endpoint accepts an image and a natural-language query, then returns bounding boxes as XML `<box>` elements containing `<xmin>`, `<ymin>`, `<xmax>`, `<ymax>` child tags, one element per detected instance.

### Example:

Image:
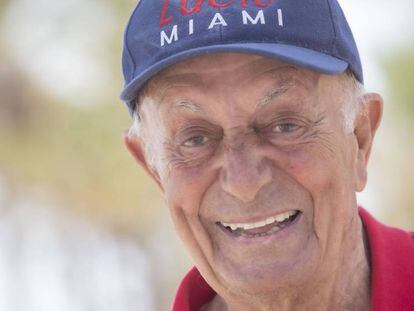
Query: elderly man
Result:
<box><xmin>120</xmin><ymin>1</ymin><xmax>414</xmax><ymax>310</ymax></box>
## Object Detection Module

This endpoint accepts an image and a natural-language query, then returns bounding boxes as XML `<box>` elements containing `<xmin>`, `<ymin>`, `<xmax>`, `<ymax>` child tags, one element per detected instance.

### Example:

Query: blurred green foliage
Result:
<box><xmin>0</xmin><ymin>91</ymin><xmax>163</xmax><ymax>235</ymax></box>
<box><xmin>382</xmin><ymin>45</ymin><xmax>414</xmax><ymax>230</ymax></box>
<box><xmin>386</xmin><ymin>47</ymin><xmax>414</xmax><ymax>121</ymax></box>
<box><xmin>0</xmin><ymin>0</ymin><xmax>164</xmax><ymax>236</ymax></box>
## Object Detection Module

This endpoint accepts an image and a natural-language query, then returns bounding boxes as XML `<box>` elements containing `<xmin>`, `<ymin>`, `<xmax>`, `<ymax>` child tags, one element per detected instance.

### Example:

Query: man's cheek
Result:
<box><xmin>164</xmin><ymin>168</ymin><xmax>215</xmax><ymax>214</ymax></box>
<box><xmin>164</xmin><ymin>173</ymin><xmax>217</xmax><ymax>262</ymax></box>
<box><xmin>281</xmin><ymin>150</ymin><xmax>351</xmax><ymax>230</ymax></box>
<box><xmin>275</xmin><ymin>148</ymin><xmax>329</xmax><ymax>193</ymax></box>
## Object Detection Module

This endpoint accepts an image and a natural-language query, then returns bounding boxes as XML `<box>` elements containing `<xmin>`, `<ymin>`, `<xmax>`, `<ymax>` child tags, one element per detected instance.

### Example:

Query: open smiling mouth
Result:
<box><xmin>217</xmin><ymin>210</ymin><xmax>301</xmax><ymax>238</ymax></box>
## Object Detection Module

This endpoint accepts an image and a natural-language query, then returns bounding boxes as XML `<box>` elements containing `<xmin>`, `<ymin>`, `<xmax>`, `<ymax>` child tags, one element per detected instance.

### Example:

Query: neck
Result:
<box><xmin>206</xmin><ymin>212</ymin><xmax>371</xmax><ymax>311</ymax></box>
<box><xmin>300</xmin><ymin>215</ymin><xmax>371</xmax><ymax>311</ymax></box>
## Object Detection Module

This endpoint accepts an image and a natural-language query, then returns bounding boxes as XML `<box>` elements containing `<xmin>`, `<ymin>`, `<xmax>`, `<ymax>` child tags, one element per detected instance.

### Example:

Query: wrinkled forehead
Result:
<box><xmin>143</xmin><ymin>53</ymin><xmax>323</xmax><ymax>99</ymax></box>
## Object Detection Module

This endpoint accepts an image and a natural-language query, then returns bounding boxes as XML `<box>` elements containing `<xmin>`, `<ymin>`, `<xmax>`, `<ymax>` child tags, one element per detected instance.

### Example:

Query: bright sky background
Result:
<box><xmin>341</xmin><ymin>0</ymin><xmax>414</xmax><ymax>93</ymax></box>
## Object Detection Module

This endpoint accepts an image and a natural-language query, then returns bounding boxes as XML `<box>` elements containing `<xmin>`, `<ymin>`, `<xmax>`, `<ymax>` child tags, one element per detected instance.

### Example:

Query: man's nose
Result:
<box><xmin>219</xmin><ymin>149</ymin><xmax>272</xmax><ymax>203</ymax></box>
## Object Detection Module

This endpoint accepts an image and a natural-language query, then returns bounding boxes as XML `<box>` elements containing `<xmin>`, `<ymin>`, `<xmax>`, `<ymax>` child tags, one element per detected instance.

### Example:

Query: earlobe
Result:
<box><xmin>353</xmin><ymin>93</ymin><xmax>383</xmax><ymax>192</ymax></box>
<box><xmin>123</xmin><ymin>131</ymin><xmax>164</xmax><ymax>191</ymax></box>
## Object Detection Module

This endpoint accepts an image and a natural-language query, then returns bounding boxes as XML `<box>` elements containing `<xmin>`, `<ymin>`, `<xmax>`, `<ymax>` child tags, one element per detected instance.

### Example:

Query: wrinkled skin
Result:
<box><xmin>125</xmin><ymin>53</ymin><xmax>383</xmax><ymax>310</ymax></box>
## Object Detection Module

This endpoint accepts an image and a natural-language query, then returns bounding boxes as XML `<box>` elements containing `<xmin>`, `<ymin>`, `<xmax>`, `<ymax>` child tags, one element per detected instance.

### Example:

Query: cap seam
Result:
<box><xmin>326</xmin><ymin>0</ymin><xmax>338</xmax><ymax>53</ymax></box>
<box><xmin>219</xmin><ymin>6</ymin><xmax>224</xmax><ymax>41</ymax></box>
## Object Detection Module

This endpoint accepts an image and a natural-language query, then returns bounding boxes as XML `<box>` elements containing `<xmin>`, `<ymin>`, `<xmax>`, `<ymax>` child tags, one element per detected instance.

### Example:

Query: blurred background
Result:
<box><xmin>0</xmin><ymin>0</ymin><xmax>413</xmax><ymax>310</ymax></box>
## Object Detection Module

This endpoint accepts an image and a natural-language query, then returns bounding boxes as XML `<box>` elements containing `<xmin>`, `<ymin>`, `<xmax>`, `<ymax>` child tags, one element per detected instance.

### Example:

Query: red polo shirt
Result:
<box><xmin>172</xmin><ymin>208</ymin><xmax>414</xmax><ymax>311</ymax></box>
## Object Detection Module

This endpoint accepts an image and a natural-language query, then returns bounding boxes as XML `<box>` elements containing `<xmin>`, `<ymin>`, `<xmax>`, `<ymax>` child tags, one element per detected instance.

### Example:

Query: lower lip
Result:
<box><xmin>218</xmin><ymin>212</ymin><xmax>303</xmax><ymax>243</ymax></box>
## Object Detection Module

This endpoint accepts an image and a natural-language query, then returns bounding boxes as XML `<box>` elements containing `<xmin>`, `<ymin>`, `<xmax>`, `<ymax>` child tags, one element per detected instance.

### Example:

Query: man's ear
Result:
<box><xmin>123</xmin><ymin>131</ymin><xmax>164</xmax><ymax>191</ymax></box>
<box><xmin>354</xmin><ymin>93</ymin><xmax>383</xmax><ymax>192</ymax></box>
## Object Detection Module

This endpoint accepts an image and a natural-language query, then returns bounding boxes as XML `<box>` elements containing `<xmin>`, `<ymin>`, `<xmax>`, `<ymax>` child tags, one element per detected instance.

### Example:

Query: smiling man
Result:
<box><xmin>120</xmin><ymin>1</ymin><xmax>414</xmax><ymax>310</ymax></box>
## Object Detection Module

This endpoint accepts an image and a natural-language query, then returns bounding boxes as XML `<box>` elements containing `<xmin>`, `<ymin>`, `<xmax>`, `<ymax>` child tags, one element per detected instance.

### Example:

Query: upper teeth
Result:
<box><xmin>221</xmin><ymin>210</ymin><xmax>297</xmax><ymax>231</ymax></box>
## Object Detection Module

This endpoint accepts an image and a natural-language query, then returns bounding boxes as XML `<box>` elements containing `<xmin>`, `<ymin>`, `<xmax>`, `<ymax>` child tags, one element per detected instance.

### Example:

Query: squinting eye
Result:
<box><xmin>182</xmin><ymin>135</ymin><xmax>209</xmax><ymax>147</ymax></box>
<box><xmin>273</xmin><ymin>123</ymin><xmax>300</xmax><ymax>133</ymax></box>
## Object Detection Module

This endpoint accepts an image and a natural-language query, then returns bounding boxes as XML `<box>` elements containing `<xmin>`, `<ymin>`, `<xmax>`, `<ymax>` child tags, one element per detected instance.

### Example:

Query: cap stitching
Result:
<box><xmin>145</xmin><ymin>40</ymin><xmax>344</xmax><ymax>62</ymax></box>
<box><xmin>219</xmin><ymin>6</ymin><xmax>224</xmax><ymax>42</ymax></box>
<box><xmin>326</xmin><ymin>0</ymin><xmax>338</xmax><ymax>53</ymax></box>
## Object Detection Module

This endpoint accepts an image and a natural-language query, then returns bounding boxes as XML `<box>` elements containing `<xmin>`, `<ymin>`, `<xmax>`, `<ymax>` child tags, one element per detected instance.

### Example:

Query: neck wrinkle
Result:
<box><xmin>308</xmin><ymin>213</ymin><xmax>371</xmax><ymax>311</ymax></box>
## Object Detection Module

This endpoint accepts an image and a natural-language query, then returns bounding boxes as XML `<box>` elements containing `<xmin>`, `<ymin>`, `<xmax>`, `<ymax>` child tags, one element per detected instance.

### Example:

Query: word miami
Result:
<box><xmin>160</xmin><ymin>9</ymin><xmax>284</xmax><ymax>47</ymax></box>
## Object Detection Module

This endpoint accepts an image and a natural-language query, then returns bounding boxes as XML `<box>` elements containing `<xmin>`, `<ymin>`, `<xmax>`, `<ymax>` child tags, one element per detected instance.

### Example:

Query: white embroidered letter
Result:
<box><xmin>242</xmin><ymin>10</ymin><xmax>265</xmax><ymax>25</ymax></box>
<box><xmin>189</xmin><ymin>19</ymin><xmax>194</xmax><ymax>35</ymax></box>
<box><xmin>160</xmin><ymin>25</ymin><xmax>178</xmax><ymax>46</ymax></box>
<box><xmin>208</xmin><ymin>13</ymin><xmax>228</xmax><ymax>29</ymax></box>
<box><xmin>277</xmin><ymin>9</ymin><xmax>284</xmax><ymax>27</ymax></box>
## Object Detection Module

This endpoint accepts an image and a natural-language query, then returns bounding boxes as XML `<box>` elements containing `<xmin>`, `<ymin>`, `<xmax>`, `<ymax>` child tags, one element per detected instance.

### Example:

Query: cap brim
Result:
<box><xmin>120</xmin><ymin>42</ymin><xmax>348</xmax><ymax>103</ymax></box>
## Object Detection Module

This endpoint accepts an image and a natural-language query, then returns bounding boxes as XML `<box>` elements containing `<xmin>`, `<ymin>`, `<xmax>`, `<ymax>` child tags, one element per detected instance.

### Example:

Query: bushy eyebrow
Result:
<box><xmin>173</xmin><ymin>100</ymin><xmax>204</xmax><ymax>113</ymax></box>
<box><xmin>169</xmin><ymin>82</ymin><xmax>295</xmax><ymax>115</ymax></box>
<box><xmin>256</xmin><ymin>82</ymin><xmax>294</xmax><ymax>109</ymax></box>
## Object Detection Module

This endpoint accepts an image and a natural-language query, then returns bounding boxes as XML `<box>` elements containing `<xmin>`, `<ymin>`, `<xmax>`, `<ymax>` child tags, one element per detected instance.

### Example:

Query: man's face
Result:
<box><xmin>133</xmin><ymin>53</ymin><xmax>368</xmax><ymax>296</ymax></box>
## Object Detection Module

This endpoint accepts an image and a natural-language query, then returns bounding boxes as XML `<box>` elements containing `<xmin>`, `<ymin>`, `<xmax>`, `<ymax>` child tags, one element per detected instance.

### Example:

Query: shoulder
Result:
<box><xmin>172</xmin><ymin>267</ymin><xmax>216</xmax><ymax>311</ymax></box>
<box><xmin>359</xmin><ymin>207</ymin><xmax>414</xmax><ymax>254</ymax></box>
<box><xmin>359</xmin><ymin>207</ymin><xmax>414</xmax><ymax>310</ymax></box>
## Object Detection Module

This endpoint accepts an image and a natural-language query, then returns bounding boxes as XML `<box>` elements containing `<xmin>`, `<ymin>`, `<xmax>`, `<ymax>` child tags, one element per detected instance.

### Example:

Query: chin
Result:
<box><xmin>218</xmin><ymin>250</ymin><xmax>316</xmax><ymax>295</ymax></box>
<box><xmin>212</xmin><ymin>236</ymin><xmax>320</xmax><ymax>296</ymax></box>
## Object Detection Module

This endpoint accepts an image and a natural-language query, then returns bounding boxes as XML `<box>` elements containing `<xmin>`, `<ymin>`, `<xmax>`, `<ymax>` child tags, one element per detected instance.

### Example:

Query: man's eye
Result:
<box><xmin>182</xmin><ymin>135</ymin><xmax>209</xmax><ymax>147</ymax></box>
<box><xmin>272</xmin><ymin>123</ymin><xmax>300</xmax><ymax>133</ymax></box>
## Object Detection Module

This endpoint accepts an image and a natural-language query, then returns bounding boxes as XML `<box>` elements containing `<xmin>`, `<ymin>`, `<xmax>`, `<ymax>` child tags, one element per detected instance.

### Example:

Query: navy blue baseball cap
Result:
<box><xmin>121</xmin><ymin>0</ymin><xmax>363</xmax><ymax>115</ymax></box>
